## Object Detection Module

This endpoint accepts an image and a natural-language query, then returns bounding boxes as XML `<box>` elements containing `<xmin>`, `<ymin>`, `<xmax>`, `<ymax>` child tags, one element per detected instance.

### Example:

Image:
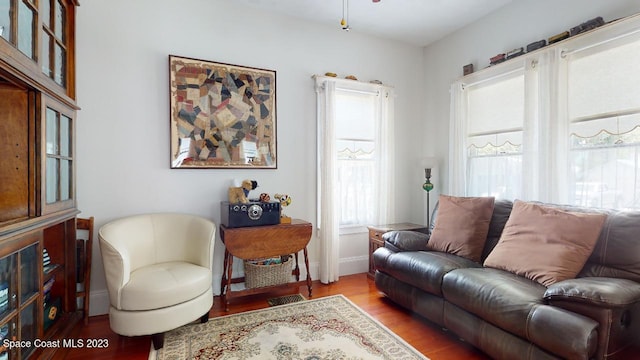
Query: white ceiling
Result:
<box><xmin>230</xmin><ymin>0</ymin><xmax>513</xmax><ymax>47</ymax></box>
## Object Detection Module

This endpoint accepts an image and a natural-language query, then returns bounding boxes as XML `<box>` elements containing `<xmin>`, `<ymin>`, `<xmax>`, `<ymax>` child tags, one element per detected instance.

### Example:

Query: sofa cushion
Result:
<box><xmin>373</xmin><ymin>247</ymin><xmax>481</xmax><ymax>296</ymax></box>
<box><xmin>484</xmin><ymin>200</ymin><xmax>607</xmax><ymax>286</ymax></box>
<box><xmin>119</xmin><ymin>261</ymin><xmax>212</xmax><ymax>311</ymax></box>
<box><xmin>426</xmin><ymin>195</ymin><xmax>495</xmax><ymax>262</ymax></box>
<box><xmin>587</xmin><ymin>209</ymin><xmax>640</xmax><ymax>283</ymax></box>
<box><xmin>480</xmin><ymin>199</ymin><xmax>513</xmax><ymax>261</ymax></box>
<box><xmin>442</xmin><ymin>267</ymin><xmax>547</xmax><ymax>340</ymax></box>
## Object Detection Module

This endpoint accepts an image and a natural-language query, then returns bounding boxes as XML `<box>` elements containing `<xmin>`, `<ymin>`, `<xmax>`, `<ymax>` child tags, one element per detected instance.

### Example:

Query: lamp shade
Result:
<box><xmin>420</xmin><ymin>157</ymin><xmax>438</xmax><ymax>170</ymax></box>
<box><xmin>421</xmin><ymin>157</ymin><xmax>438</xmax><ymax>193</ymax></box>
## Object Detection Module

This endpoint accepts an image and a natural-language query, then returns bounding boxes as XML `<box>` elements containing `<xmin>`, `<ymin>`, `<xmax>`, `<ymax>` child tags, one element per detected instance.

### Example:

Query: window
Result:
<box><xmin>565</xmin><ymin>37</ymin><xmax>640</xmax><ymax>209</ymax></box>
<box><xmin>466</xmin><ymin>73</ymin><xmax>524</xmax><ymax>199</ymax></box>
<box><xmin>335</xmin><ymin>89</ymin><xmax>377</xmax><ymax>227</ymax></box>
<box><xmin>450</xmin><ymin>16</ymin><xmax>640</xmax><ymax>211</ymax></box>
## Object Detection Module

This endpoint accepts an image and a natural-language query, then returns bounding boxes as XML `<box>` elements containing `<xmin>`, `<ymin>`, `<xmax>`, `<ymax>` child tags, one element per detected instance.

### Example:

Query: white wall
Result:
<box><xmin>420</xmin><ymin>0</ymin><xmax>640</xmax><ymax>214</ymax></box>
<box><xmin>76</xmin><ymin>0</ymin><xmax>423</xmax><ymax>315</ymax></box>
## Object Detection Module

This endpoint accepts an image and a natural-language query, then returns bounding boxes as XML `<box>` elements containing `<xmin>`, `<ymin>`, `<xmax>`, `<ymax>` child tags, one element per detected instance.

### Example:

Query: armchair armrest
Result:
<box><xmin>383</xmin><ymin>230</ymin><xmax>430</xmax><ymax>252</ymax></box>
<box><xmin>98</xmin><ymin>239</ymin><xmax>131</xmax><ymax>309</ymax></box>
<box><xmin>544</xmin><ymin>277</ymin><xmax>640</xmax><ymax>307</ymax></box>
<box><xmin>181</xmin><ymin>219</ymin><xmax>216</xmax><ymax>270</ymax></box>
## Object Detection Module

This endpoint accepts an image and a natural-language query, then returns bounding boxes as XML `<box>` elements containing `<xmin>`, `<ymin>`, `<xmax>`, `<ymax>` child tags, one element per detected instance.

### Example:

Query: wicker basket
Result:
<box><xmin>244</xmin><ymin>256</ymin><xmax>293</xmax><ymax>289</ymax></box>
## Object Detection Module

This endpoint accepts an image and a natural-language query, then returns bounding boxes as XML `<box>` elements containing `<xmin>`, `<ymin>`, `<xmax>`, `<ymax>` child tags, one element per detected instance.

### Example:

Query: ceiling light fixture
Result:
<box><xmin>341</xmin><ymin>0</ymin><xmax>350</xmax><ymax>31</ymax></box>
<box><xmin>341</xmin><ymin>0</ymin><xmax>379</xmax><ymax>32</ymax></box>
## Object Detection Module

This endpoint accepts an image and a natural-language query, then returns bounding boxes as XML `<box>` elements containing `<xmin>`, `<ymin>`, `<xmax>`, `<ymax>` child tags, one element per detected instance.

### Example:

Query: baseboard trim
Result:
<box><xmin>89</xmin><ymin>289</ymin><xmax>110</xmax><ymax>316</ymax></box>
<box><xmin>338</xmin><ymin>255</ymin><xmax>368</xmax><ymax>276</ymax></box>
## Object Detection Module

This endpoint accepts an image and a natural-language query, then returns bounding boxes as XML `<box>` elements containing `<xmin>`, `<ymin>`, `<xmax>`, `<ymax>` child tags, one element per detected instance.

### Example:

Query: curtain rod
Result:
<box><xmin>312</xmin><ymin>74</ymin><xmax>394</xmax><ymax>90</ymax></box>
<box><xmin>337</xmin><ymin>87</ymin><xmax>379</xmax><ymax>96</ymax></box>
<box><xmin>561</xmin><ymin>27</ymin><xmax>640</xmax><ymax>58</ymax></box>
<box><xmin>461</xmin><ymin>67</ymin><xmax>524</xmax><ymax>89</ymax></box>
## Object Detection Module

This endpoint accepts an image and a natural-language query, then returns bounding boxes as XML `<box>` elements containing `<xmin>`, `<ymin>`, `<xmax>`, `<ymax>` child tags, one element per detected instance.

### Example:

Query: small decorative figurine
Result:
<box><xmin>274</xmin><ymin>193</ymin><xmax>292</xmax><ymax>224</ymax></box>
<box><xmin>228</xmin><ymin>179</ymin><xmax>258</xmax><ymax>204</ymax></box>
<box><xmin>259</xmin><ymin>193</ymin><xmax>271</xmax><ymax>202</ymax></box>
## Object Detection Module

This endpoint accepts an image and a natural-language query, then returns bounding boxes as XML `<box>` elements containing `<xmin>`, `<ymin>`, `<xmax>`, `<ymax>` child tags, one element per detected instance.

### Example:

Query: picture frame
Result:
<box><xmin>169</xmin><ymin>55</ymin><xmax>277</xmax><ymax>169</ymax></box>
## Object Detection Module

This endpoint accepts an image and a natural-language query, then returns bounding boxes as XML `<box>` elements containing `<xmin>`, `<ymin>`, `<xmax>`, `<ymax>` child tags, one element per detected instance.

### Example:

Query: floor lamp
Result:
<box><xmin>422</xmin><ymin>168</ymin><xmax>434</xmax><ymax>227</ymax></box>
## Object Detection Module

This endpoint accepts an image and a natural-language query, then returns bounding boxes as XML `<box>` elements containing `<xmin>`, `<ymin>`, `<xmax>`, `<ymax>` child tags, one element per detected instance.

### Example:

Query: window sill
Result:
<box><xmin>339</xmin><ymin>225</ymin><xmax>368</xmax><ymax>236</ymax></box>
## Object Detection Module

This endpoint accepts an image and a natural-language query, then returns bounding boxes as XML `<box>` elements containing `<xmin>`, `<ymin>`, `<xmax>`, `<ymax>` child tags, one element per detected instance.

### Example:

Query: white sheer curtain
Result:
<box><xmin>315</xmin><ymin>78</ymin><xmax>340</xmax><ymax>284</ymax></box>
<box><xmin>376</xmin><ymin>88</ymin><xmax>395</xmax><ymax>224</ymax></box>
<box><xmin>315</xmin><ymin>75</ymin><xmax>395</xmax><ymax>284</ymax></box>
<box><xmin>449</xmin><ymin>82</ymin><xmax>467</xmax><ymax>195</ymax></box>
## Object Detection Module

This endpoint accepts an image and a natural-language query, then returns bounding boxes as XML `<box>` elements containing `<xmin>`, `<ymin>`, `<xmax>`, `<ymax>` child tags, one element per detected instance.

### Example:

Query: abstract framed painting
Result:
<box><xmin>169</xmin><ymin>55</ymin><xmax>277</xmax><ymax>169</ymax></box>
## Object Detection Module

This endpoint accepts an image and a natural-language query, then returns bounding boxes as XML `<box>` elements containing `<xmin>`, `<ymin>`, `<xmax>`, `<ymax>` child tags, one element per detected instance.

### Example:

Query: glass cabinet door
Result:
<box><xmin>0</xmin><ymin>0</ymin><xmax>37</xmax><ymax>60</ymax></box>
<box><xmin>18</xmin><ymin>245</ymin><xmax>37</xmax><ymax>304</ymax></box>
<box><xmin>41</xmin><ymin>0</ymin><xmax>67</xmax><ymax>87</ymax></box>
<box><xmin>17</xmin><ymin>0</ymin><xmax>35</xmax><ymax>60</ymax></box>
<box><xmin>0</xmin><ymin>241</ymin><xmax>39</xmax><ymax>360</ymax></box>
<box><xmin>0</xmin><ymin>254</ymin><xmax>16</xmax><ymax>319</ymax></box>
<box><xmin>18</xmin><ymin>304</ymin><xmax>36</xmax><ymax>359</ymax></box>
<box><xmin>43</xmin><ymin>96</ymin><xmax>75</xmax><ymax>214</ymax></box>
<box><xmin>0</xmin><ymin>320</ymin><xmax>17</xmax><ymax>359</ymax></box>
<box><xmin>0</xmin><ymin>0</ymin><xmax>75</xmax><ymax>96</ymax></box>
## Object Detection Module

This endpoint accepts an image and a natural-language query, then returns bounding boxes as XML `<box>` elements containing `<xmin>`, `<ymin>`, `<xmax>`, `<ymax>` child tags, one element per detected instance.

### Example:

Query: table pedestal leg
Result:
<box><xmin>221</xmin><ymin>249</ymin><xmax>229</xmax><ymax>295</ymax></box>
<box><xmin>224</xmin><ymin>253</ymin><xmax>234</xmax><ymax>311</ymax></box>
<box><xmin>294</xmin><ymin>252</ymin><xmax>300</xmax><ymax>281</ymax></box>
<box><xmin>303</xmin><ymin>247</ymin><xmax>312</xmax><ymax>297</ymax></box>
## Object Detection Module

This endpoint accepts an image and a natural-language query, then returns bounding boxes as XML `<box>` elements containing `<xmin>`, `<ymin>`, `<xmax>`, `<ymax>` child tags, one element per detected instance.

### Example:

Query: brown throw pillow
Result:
<box><xmin>484</xmin><ymin>200</ymin><xmax>607</xmax><ymax>286</ymax></box>
<box><xmin>426</xmin><ymin>195</ymin><xmax>495</xmax><ymax>262</ymax></box>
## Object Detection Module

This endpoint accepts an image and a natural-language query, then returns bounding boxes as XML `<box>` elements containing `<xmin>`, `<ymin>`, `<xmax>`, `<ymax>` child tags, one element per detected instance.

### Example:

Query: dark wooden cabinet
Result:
<box><xmin>0</xmin><ymin>1</ymin><xmax>80</xmax><ymax>359</ymax></box>
<box><xmin>367</xmin><ymin>223</ymin><xmax>429</xmax><ymax>279</ymax></box>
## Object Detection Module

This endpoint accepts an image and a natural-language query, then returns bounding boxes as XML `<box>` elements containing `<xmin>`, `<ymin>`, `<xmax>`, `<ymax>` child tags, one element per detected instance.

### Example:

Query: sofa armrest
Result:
<box><xmin>383</xmin><ymin>230</ymin><xmax>430</xmax><ymax>252</ymax></box>
<box><xmin>544</xmin><ymin>277</ymin><xmax>640</xmax><ymax>307</ymax></box>
<box><xmin>544</xmin><ymin>277</ymin><xmax>640</xmax><ymax>358</ymax></box>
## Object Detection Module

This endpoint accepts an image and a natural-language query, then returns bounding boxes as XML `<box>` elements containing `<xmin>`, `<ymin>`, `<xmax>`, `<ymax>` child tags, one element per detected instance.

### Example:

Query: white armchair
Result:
<box><xmin>98</xmin><ymin>213</ymin><xmax>215</xmax><ymax>349</ymax></box>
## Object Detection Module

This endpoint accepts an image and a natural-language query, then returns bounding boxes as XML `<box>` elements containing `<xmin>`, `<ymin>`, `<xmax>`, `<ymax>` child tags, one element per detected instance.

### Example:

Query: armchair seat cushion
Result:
<box><xmin>120</xmin><ymin>261</ymin><xmax>212</xmax><ymax>311</ymax></box>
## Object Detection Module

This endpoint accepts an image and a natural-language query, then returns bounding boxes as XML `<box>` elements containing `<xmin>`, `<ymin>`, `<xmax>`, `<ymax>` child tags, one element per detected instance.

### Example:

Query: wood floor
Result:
<box><xmin>54</xmin><ymin>273</ymin><xmax>640</xmax><ymax>359</ymax></box>
<box><xmin>56</xmin><ymin>273</ymin><xmax>488</xmax><ymax>360</ymax></box>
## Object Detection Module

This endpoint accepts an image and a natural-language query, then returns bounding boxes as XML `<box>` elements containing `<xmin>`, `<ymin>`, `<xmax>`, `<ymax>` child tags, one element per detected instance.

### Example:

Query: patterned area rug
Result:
<box><xmin>150</xmin><ymin>294</ymin><xmax>428</xmax><ymax>360</ymax></box>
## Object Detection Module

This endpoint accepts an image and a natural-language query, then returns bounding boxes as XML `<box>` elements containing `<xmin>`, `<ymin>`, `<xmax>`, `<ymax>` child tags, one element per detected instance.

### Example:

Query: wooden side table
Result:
<box><xmin>220</xmin><ymin>219</ymin><xmax>313</xmax><ymax>311</ymax></box>
<box><xmin>367</xmin><ymin>223</ymin><xmax>429</xmax><ymax>279</ymax></box>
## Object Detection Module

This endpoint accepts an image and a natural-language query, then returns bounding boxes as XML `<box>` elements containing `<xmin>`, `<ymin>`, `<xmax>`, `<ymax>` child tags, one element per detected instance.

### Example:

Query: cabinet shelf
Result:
<box><xmin>43</xmin><ymin>264</ymin><xmax>62</xmax><ymax>282</ymax></box>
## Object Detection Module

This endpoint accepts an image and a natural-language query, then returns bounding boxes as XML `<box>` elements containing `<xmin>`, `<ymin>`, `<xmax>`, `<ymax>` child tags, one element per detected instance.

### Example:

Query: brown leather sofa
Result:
<box><xmin>373</xmin><ymin>200</ymin><xmax>640</xmax><ymax>360</ymax></box>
